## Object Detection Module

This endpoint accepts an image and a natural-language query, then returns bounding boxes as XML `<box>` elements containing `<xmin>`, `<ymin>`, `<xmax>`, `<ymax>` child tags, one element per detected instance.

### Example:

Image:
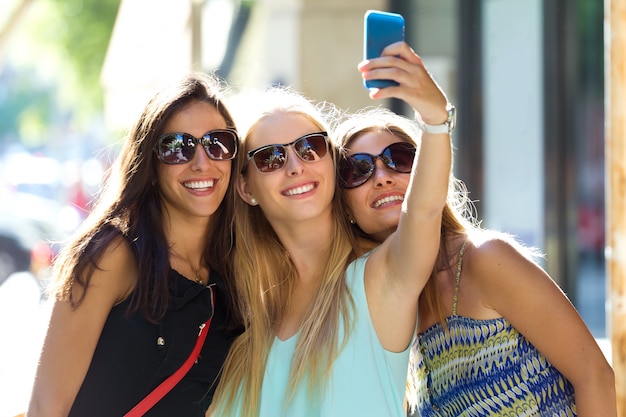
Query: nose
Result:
<box><xmin>189</xmin><ymin>145</ymin><xmax>212</xmax><ymax>170</ymax></box>
<box><xmin>284</xmin><ymin>146</ymin><xmax>305</xmax><ymax>176</ymax></box>
<box><xmin>372</xmin><ymin>159</ymin><xmax>395</xmax><ymax>187</ymax></box>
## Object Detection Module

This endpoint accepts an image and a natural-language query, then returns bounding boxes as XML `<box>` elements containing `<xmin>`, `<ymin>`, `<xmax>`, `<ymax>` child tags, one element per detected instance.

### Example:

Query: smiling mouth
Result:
<box><xmin>283</xmin><ymin>183</ymin><xmax>315</xmax><ymax>196</ymax></box>
<box><xmin>184</xmin><ymin>179</ymin><xmax>215</xmax><ymax>190</ymax></box>
<box><xmin>373</xmin><ymin>194</ymin><xmax>404</xmax><ymax>208</ymax></box>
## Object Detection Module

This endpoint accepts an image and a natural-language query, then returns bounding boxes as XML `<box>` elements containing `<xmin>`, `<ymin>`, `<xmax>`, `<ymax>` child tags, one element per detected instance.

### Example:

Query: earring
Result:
<box><xmin>348</xmin><ymin>216</ymin><xmax>356</xmax><ymax>224</ymax></box>
<box><xmin>250</xmin><ymin>198</ymin><xmax>257</xmax><ymax>205</ymax></box>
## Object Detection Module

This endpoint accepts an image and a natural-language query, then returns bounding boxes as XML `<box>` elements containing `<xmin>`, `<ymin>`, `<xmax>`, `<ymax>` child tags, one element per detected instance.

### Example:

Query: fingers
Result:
<box><xmin>382</xmin><ymin>41</ymin><xmax>422</xmax><ymax>64</ymax></box>
<box><xmin>358</xmin><ymin>42</ymin><xmax>421</xmax><ymax>70</ymax></box>
<box><xmin>359</xmin><ymin>42</ymin><xmax>424</xmax><ymax>89</ymax></box>
<box><xmin>358</xmin><ymin>42</ymin><xmax>448</xmax><ymax>122</ymax></box>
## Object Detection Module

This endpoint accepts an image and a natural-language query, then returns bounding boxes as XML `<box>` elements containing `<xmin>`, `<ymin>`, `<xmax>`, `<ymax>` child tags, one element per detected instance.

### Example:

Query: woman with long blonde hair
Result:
<box><xmin>211</xmin><ymin>41</ymin><xmax>452</xmax><ymax>417</ymax></box>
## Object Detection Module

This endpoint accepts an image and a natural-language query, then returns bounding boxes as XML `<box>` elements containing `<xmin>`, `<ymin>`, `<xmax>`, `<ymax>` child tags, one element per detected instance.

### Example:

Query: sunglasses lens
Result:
<box><xmin>339</xmin><ymin>142</ymin><xmax>415</xmax><ymax>189</ymax></box>
<box><xmin>339</xmin><ymin>155</ymin><xmax>375</xmax><ymax>189</ymax></box>
<box><xmin>253</xmin><ymin>145</ymin><xmax>287</xmax><ymax>173</ymax></box>
<box><xmin>293</xmin><ymin>134</ymin><xmax>328</xmax><ymax>162</ymax></box>
<box><xmin>202</xmin><ymin>130</ymin><xmax>238</xmax><ymax>160</ymax></box>
<box><xmin>157</xmin><ymin>130</ymin><xmax>238</xmax><ymax>164</ymax></box>
<box><xmin>384</xmin><ymin>142</ymin><xmax>415</xmax><ymax>173</ymax></box>
<box><xmin>157</xmin><ymin>133</ymin><xmax>196</xmax><ymax>164</ymax></box>
<box><xmin>249</xmin><ymin>132</ymin><xmax>328</xmax><ymax>173</ymax></box>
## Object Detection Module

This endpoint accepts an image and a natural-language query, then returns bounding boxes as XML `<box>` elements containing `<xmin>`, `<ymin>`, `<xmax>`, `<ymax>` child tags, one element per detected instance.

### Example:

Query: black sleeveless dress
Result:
<box><xmin>68</xmin><ymin>269</ymin><xmax>240</xmax><ymax>417</ymax></box>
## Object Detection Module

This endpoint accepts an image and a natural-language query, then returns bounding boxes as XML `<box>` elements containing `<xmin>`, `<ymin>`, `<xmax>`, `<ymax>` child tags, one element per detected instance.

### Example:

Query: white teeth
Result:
<box><xmin>284</xmin><ymin>183</ymin><xmax>315</xmax><ymax>196</ymax></box>
<box><xmin>184</xmin><ymin>179</ymin><xmax>214</xmax><ymax>190</ymax></box>
<box><xmin>373</xmin><ymin>194</ymin><xmax>404</xmax><ymax>208</ymax></box>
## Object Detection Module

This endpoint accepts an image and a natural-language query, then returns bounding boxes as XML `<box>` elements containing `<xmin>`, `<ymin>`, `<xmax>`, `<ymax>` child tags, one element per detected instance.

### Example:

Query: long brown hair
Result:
<box><xmin>334</xmin><ymin>107</ymin><xmax>479</xmax><ymax>328</ymax></box>
<box><xmin>49</xmin><ymin>73</ymin><xmax>241</xmax><ymax>324</ymax></box>
<box><xmin>334</xmin><ymin>107</ymin><xmax>548</xmax><ymax>414</ymax></box>
<box><xmin>212</xmin><ymin>87</ymin><xmax>357</xmax><ymax>416</ymax></box>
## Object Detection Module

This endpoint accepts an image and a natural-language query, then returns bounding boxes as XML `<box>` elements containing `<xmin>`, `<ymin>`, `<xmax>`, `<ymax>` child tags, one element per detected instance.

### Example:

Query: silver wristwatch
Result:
<box><xmin>418</xmin><ymin>104</ymin><xmax>456</xmax><ymax>134</ymax></box>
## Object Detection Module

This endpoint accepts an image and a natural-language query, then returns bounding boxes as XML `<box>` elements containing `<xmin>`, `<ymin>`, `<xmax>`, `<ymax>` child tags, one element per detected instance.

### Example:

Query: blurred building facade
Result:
<box><xmin>102</xmin><ymin>0</ymin><xmax>606</xmax><ymax>336</ymax></box>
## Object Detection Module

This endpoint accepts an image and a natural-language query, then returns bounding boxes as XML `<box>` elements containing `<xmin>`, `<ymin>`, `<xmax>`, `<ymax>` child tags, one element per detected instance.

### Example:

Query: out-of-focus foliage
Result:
<box><xmin>28</xmin><ymin>0</ymin><xmax>121</xmax><ymax>119</ymax></box>
<box><xmin>0</xmin><ymin>67</ymin><xmax>56</xmax><ymax>148</ymax></box>
<box><xmin>0</xmin><ymin>0</ymin><xmax>121</xmax><ymax>143</ymax></box>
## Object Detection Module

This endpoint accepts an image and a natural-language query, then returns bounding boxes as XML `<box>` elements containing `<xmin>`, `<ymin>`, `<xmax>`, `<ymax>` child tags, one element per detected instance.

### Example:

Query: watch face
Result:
<box><xmin>447</xmin><ymin>105</ymin><xmax>457</xmax><ymax>133</ymax></box>
<box><xmin>418</xmin><ymin>104</ymin><xmax>456</xmax><ymax>134</ymax></box>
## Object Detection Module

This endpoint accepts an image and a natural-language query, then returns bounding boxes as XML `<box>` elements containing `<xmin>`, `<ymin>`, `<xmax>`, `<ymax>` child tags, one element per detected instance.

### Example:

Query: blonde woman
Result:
<box><xmin>211</xmin><ymin>41</ymin><xmax>452</xmax><ymax>417</ymax></box>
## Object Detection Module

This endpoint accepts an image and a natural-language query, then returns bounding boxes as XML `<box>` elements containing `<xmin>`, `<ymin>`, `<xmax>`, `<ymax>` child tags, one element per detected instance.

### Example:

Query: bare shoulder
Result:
<box><xmin>463</xmin><ymin>232</ymin><xmax>544</xmax><ymax>289</ymax></box>
<box><xmin>465</xmin><ymin>232</ymin><xmax>539</xmax><ymax>270</ymax></box>
<box><xmin>77</xmin><ymin>235</ymin><xmax>138</xmax><ymax>304</ymax></box>
<box><xmin>462</xmin><ymin>232</ymin><xmax>553</xmax><ymax>311</ymax></box>
<box><xmin>98</xmin><ymin>235</ymin><xmax>137</xmax><ymax>268</ymax></box>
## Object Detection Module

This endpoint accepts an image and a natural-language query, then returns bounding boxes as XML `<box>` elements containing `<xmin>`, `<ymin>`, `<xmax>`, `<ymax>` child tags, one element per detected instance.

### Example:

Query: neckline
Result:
<box><xmin>171</xmin><ymin>268</ymin><xmax>209</xmax><ymax>286</ymax></box>
<box><xmin>418</xmin><ymin>315</ymin><xmax>509</xmax><ymax>337</ymax></box>
<box><xmin>275</xmin><ymin>332</ymin><xmax>298</xmax><ymax>344</ymax></box>
<box><xmin>170</xmin><ymin>249</ymin><xmax>207</xmax><ymax>285</ymax></box>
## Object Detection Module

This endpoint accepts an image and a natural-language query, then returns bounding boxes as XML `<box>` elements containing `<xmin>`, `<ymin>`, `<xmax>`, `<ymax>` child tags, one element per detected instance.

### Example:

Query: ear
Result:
<box><xmin>237</xmin><ymin>174</ymin><xmax>258</xmax><ymax>206</ymax></box>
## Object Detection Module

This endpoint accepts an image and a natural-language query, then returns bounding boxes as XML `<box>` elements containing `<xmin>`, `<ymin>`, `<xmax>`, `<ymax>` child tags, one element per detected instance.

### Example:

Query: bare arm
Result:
<box><xmin>360</xmin><ymin>42</ymin><xmax>451</xmax><ymax>351</ymax></box>
<box><xmin>472</xmin><ymin>238</ymin><xmax>616</xmax><ymax>416</ymax></box>
<box><xmin>26</xmin><ymin>237</ymin><xmax>137</xmax><ymax>417</ymax></box>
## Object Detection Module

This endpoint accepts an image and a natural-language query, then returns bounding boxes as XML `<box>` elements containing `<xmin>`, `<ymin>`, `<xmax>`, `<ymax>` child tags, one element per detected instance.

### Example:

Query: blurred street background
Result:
<box><xmin>0</xmin><ymin>0</ymin><xmax>614</xmax><ymax>415</ymax></box>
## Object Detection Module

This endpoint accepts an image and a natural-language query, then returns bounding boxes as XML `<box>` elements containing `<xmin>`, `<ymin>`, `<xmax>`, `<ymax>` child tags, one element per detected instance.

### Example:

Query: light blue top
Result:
<box><xmin>216</xmin><ymin>253</ymin><xmax>411</xmax><ymax>417</ymax></box>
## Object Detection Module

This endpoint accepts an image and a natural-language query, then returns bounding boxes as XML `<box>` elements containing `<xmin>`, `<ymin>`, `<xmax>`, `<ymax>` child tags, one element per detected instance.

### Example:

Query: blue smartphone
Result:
<box><xmin>363</xmin><ymin>10</ymin><xmax>405</xmax><ymax>89</ymax></box>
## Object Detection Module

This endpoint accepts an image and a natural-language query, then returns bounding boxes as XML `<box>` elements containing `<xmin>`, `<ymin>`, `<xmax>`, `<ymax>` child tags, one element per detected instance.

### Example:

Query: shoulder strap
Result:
<box><xmin>451</xmin><ymin>241</ymin><xmax>468</xmax><ymax>316</ymax></box>
<box><xmin>124</xmin><ymin>287</ymin><xmax>216</xmax><ymax>417</ymax></box>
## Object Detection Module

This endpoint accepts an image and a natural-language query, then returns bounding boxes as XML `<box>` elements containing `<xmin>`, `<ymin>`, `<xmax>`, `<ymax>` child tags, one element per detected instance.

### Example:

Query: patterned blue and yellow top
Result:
<box><xmin>410</xmin><ymin>243</ymin><xmax>577</xmax><ymax>417</ymax></box>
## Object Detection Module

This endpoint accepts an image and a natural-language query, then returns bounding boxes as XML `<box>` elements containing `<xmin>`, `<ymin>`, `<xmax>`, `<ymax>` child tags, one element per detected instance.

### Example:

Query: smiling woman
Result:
<box><xmin>24</xmin><ymin>72</ymin><xmax>243</xmax><ymax>417</ymax></box>
<box><xmin>211</xmin><ymin>40</ymin><xmax>452</xmax><ymax>417</ymax></box>
<box><xmin>334</xmin><ymin>68</ymin><xmax>616</xmax><ymax>417</ymax></box>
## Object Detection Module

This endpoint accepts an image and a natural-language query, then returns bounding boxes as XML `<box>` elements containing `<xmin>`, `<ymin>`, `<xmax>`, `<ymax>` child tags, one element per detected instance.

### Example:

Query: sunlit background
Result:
<box><xmin>0</xmin><ymin>0</ymin><xmax>608</xmax><ymax>415</ymax></box>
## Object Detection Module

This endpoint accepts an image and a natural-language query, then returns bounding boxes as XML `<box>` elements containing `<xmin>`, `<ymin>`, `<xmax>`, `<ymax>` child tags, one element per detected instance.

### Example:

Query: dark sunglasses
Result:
<box><xmin>246</xmin><ymin>132</ymin><xmax>329</xmax><ymax>173</ymax></box>
<box><xmin>155</xmin><ymin>129</ymin><xmax>238</xmax><ymax>164</ymax></box>
<box><xmin>338</xmin><ymin>142</ymin><xmax>416</xmax><ymax>189</ymax></box>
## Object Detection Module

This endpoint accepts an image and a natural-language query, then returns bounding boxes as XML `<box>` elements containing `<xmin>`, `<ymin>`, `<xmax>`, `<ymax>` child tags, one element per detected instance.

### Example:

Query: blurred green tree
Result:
<box><xmin>0</xmin><ymin>0</ymin><xmax>121</xmax><ymax>144</ymax></box>
<box><xmin>34</xmin><ymin>0</ymin><xmax>121</xmax><ymax>120</ymax></box>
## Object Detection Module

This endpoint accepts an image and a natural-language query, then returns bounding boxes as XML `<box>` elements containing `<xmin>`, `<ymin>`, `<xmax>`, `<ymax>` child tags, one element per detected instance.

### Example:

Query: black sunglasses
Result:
<box><xmin>155</xmin><ymin>129</ymin><xmax>238</xmax><ymax>164</ymax></box>
<box><xmin>338</xmin><ymin>142</ymin><xmax>416</xmax><ymax>189</ymax></box>
<box><xmin>246</xmin><ymin>132</ymin><xmax>329</xmax><ymax>173</ymax></box>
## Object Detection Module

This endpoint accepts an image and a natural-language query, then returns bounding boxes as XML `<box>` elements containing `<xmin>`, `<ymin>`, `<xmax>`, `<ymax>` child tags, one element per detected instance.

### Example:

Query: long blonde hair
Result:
<box><xmin>212</xmin><ymin>87</ymin><xmax>357</xmax><ymax>416</ymax></box>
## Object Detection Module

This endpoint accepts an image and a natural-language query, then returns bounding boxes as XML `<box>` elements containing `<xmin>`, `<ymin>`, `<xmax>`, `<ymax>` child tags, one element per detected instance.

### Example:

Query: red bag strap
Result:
<box><xmin>124</xmin><ymin>287</ymin><xmax>215</xmax><ymax>417</ymax></box>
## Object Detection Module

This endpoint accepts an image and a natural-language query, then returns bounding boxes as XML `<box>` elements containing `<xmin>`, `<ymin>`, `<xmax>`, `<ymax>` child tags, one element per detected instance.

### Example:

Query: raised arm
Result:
<box><xmin>360</xmin><ymin>41</ymin><xmax>452</xmax><ymax>351</ymax></box>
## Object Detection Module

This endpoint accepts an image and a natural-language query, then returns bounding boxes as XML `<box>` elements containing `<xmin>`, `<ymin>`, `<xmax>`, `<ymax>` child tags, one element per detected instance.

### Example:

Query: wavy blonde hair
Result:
<box><xmin>212</xmin><ymin>87</ymin><xmax>357</xmax><ymax>416</ymax></box>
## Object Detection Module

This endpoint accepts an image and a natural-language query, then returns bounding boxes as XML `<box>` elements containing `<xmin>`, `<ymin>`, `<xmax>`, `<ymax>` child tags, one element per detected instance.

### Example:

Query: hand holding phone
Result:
<box><xmin>363</xmin><ymin>10</ymin><xmax>405</xmax><ymax>89</ymax></box>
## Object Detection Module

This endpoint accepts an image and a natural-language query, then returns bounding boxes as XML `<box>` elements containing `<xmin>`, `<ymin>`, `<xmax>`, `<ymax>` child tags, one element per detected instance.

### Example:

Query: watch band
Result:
<box><xmin>417</xmin><ymin>104</ymin><xmax>456</xmax><ymax>134</ymax></box>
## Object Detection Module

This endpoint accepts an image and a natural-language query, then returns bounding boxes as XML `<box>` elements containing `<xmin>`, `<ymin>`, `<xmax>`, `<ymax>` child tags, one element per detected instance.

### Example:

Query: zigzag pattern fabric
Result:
<box><xmin>411</xmin><ymin>316</ymin><xmax>577</xmax><ymax>416</ymax></box>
